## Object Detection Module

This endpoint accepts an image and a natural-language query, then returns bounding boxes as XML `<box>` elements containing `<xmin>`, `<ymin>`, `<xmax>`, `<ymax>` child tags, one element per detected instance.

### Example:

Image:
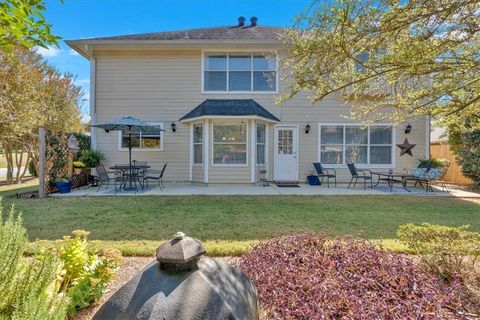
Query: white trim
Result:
<box><xmin>317</xmin><ymin>122</ymin><xmax>396</xmax><ymax>169</ymax></box>
<box><xmin>180</xmin><ymin>115</ymin><xmax>278</xmax><ymax>124</ymax></box>
<box><xmin>201</xmin><ymin>50</ymin><xmax>279</xmax><ymax>94</ymax></box>
<box><xmin>250</xmin><ymin>120</ymin><xmax>256</xmax><ymax>183</ymax></box>
<box><xmin>89</xmin><ymin>55</ymin><xmax>97</xmax><ymax>150</ymax></box>
<box><xmin>189</xmin><ymin>124</ymin><xmax>193</xmax><ymax>181</ymax></box>
<box><xmin>203</xmin><ymin>119</ymin><xmax>209</xmax><ymax>183</ymax></box>
<box><xmin>117</xmin><ymin>122</ymin><xmax>164</xmax><ymax>151</ymax></box>
<box><xmin>211</xmin><ymin>121</ymin><xmax>249</xmax><ymax>167</ymax></box>
<box><xmin>273</xmin><ymin>125</ymin><xmax>299</xmax><ymax>181</ymax></box>
<box><xmin>265</xmin><ymin>124</ymin><xmax>269</xmax><ymax>177</ymax></box>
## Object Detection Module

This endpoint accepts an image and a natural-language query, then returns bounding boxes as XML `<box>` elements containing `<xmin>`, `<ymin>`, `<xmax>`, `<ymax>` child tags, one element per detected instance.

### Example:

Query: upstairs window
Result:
<box><xmin>203</xmin><ymin>53</ymin><xmax>276</xmax><ymax>92</ymax></box>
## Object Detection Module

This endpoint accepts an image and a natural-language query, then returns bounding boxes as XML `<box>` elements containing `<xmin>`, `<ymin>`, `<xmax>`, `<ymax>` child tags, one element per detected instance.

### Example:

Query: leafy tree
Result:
<box><xmin>449</xmin><ymin>128</ymin><xmax>480</xmax><ymax>185</ymax></box>
<box><xmin>280</xmin><ymin>0</ymin><xmax>480</xmax><ymax>125</ymax></box>
<box><xmin>0</xmin><ymin>46</ymin><xmax>83</xmax><ymax>184</ymax></box>
<box><xmin>0</xmin><ymin>0</ymin><xmax>61</xmax><ymax>49</ymax></box>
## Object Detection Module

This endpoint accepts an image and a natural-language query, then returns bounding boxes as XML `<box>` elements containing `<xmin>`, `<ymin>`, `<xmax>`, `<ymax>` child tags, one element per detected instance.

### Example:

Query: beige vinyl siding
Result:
<box><xmin>93</xmin><ymin>49</ymin><xmax>428</xmax><ymax>184</ymax></box>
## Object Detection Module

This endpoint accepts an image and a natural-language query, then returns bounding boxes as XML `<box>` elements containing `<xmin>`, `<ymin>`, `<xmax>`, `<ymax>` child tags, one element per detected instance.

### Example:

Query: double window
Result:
<box><xmin>204</xmin><ymin>53</ymin><xmax>277</xmax><ymax>92</ymax></box>
<box><xmin>119</xmin><ymin>123</ymin><xmax>164</xmax><ymax>150</ymax></box>
<box><xmin>193</xmin><ymin>124</ymin><xmax>203</xmax><ymax>164</ymax></box>
<box><xmin>319</xmin><ymin>124</ymin><xmax>393</xmax><ymax>165</ymax></box>
<box><xmin>213</xmin><ymin>123</ymin><xmax>247</xmax><ymax>165</ymax></box>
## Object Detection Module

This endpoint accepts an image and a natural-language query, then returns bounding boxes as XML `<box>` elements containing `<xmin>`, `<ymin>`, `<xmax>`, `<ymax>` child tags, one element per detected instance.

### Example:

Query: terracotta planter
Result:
<box><xmin>74</xmin><ymin>168</ymin><xmax>83</xmax><ymax>175</ymax></box>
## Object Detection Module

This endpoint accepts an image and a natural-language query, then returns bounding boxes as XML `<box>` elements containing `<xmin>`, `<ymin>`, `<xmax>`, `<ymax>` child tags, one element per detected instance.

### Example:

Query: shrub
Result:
<box><xmin>418</xmin><ymin>157</ymin><xmax>450</xmax><ymax>171</ymax></box>
<box><xmin>80</xmin><ymin>149</ymin><xmax>105</xmax><ymax>168</ymax></box>
<box><xmin>238</xmin><ymin>231</ymin><xmax>462</xmax><ymax>319</ymax></box>
<box><xmin>0</xmin><ymin>201</ymin><xmax>68</xmax><ymax>319</ymax></box>
<box><xmin>58</xmin><ymin>230</ymin><xmax>120</xmax><ymax>316</ymax></box>
<box><xmin>449</xmin><ymin>129</ymin><xmax>480</xmax><ymax>185</ymax></box>
<box><xmin>27</xmin><ymin>159</ymin><xmax>37</xmax><ymax>176</ymax></box>
<box><xmin>398</xmin><ymin>223</ymin><xmax>480</xmax><ymax>313</ymax></box>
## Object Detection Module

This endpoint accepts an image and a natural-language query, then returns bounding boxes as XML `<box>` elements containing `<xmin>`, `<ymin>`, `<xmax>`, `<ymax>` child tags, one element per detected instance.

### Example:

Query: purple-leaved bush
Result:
<box><xmin>238</xmin><ymin>231</ymin><xmax>462</xmax><ymax>319</ymax></box>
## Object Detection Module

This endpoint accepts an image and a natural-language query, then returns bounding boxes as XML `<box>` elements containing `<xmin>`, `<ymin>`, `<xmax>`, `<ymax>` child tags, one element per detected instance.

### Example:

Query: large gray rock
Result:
<box><xmin>93</xmin><ymin>234</ymin><xmax>258</xmax><ymax>320</ymax></box>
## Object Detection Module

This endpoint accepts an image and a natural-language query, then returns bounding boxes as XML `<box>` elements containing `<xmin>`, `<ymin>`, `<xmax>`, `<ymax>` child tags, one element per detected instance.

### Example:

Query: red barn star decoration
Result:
<box><xmin>397</xmin><ymin>138</ymin><xmax>416</xmax><ymax>157</ymax></box>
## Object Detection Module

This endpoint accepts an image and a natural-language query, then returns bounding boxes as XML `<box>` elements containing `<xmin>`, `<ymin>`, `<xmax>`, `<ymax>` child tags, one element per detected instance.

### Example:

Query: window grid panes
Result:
<box><xmin>320</xmin><ymin>125</ymin><xmax>393</xmax><ymax>165</ymax></box>
<box><xmin>256</xmin><ymin>124</ymin><xmax>266</xmax><ymax>165</ymax></box>
<box><xmin>278</xmin><ymin>129</ymin><xmax>293</xmax><ymax>155</ymax></box>
<box><xmin>213</xmin><ymin>123</ymin><xmax>247</xmax><ymax>165</ymax></box>
<box><xmin>121</xmin><ymin>125</ymin><xmax>163</xmax><ymax>150</ymax></box>
<box><xmin>204</xmin><ymin>53</ymin><xmax>276</xmax><ymax>92</ymax></box>
<box><xmin>193</xmin><ymin>124</ymin><xmax>203</xmax><ymax>164</ymax></box>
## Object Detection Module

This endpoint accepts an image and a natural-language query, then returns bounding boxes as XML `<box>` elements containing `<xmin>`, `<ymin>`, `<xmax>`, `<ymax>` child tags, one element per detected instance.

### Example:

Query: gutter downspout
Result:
<box><xmin>88</xmin><ymin>44</ymin><xmax>97</xmax><ymax>150</ymax></box>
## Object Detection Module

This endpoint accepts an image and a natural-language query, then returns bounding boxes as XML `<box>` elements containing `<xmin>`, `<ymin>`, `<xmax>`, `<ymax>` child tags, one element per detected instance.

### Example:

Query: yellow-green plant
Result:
<box><xmin>0</xmin><ymin>200</ymin><xmax>68</xmax><ymax>319</ymax></box>
<box><xmin>58</xmin><ymin>230</ymin><xmax>120</xmax><ymax>316</ymax></box>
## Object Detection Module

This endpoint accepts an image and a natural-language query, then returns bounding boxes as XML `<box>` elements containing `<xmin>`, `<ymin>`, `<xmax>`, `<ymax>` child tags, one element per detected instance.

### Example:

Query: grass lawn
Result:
<box><xmin>1</xmin><ymin>183</ymin><xmax>479</xmax><ymax>256</ymax></box>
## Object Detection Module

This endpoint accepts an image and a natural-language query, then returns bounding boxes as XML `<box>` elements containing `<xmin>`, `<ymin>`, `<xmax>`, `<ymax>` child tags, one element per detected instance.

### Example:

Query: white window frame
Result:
<box><xmin>118</xmin><ymin>122</ymin><xmax>164</xmax><ymax>152</ymax></box>
<box><xmin>256</xmin><ymin>123</ymin><xmax>267</xmax><ymax>165</ymax></box>
<box><xmin>193</xmin><ymin>123</ymin><xmax>203</xmax><ymax>166</ymax></box>
<box><xmin>211</xmin><ymin>121</ymin><xmax>249</xmax><ymax>167</ymax></box>
<box><xmin>201</xmin><ymin>50</ymin><xmax>279</xmax><ymax>94</ymax></box>
<box><xmin>317</xmin><ymin>123</ymin><xmax>396</xmax><ymax>169</ymax></box>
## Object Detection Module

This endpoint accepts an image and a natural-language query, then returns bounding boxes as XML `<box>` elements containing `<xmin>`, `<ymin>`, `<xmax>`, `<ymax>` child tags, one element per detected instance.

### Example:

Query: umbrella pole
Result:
<box><xmin>127</xmin><ymin>125</ymin><xmax>134</xmax><ymax>190</ymax></box>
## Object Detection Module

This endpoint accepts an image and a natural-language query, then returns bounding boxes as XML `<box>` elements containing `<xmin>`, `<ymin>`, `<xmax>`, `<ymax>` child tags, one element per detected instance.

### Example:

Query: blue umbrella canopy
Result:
<box><xmin>91</xmin><ymin>116</ymin><xmax>165</xmax><ymax>133</ymax></box>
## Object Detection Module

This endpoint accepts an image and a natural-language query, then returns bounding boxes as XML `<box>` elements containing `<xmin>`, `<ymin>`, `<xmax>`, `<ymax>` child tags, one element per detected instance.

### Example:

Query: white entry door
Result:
<box><xmin>274</xmin><ymin>126</ymin><xmax>298</xmax><ymax>181</ymax></box>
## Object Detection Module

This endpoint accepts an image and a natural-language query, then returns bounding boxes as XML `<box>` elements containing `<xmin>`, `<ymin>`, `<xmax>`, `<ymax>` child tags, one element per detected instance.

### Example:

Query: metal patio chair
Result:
<box><xmin>347</xmin><ymin>163</ymin><xmax>373</xmax><ymax>190</ymax></box>
<box><xmin>143</xmin><ymin>163</ymin><xmax>168</xmax><ymax>190</ymax></box>
<box><xmin>94</xmin><ymin>164</ymin><xmax>123</xmax><ymax>194</ymax></box>
<box><xmin>312</xmin><ymin>162</ymin><xmax>336</xmax><ymax>188</ymax></box>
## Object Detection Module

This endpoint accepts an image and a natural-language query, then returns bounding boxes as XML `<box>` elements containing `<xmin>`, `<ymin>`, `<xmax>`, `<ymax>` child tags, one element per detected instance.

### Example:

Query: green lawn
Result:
<box><xmin>1</xmin><ymin>183</ymin><xmax>479</xmax><ymax>255</ymax></box>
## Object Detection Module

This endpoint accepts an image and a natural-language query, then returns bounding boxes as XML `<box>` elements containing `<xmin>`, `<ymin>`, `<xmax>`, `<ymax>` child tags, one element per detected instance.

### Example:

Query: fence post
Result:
<box><xmin>39</xmin><ymin>127</ymin><xmax>46</xmax><ymax>198</ymax></box>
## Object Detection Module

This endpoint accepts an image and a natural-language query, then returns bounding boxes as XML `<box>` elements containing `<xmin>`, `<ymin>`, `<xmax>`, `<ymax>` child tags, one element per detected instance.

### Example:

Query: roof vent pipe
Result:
<box><xmin>250</xmin><ymin>16</ymin><xmax>258</xmax><ymax>27</ymax></box>
<box><xmin>238</xmin><ymin>16</ymin><xmax>246</xmax><ymax>27</ymax></box>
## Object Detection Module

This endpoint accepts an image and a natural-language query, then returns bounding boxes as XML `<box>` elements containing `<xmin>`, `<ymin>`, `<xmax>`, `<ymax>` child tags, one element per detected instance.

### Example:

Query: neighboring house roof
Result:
<box><xmin>179</xmin><ymin>99</ymin><xmax>280</xmax><ymax>122</ymax></box>
<box><xmin>85</xmin><ymin>26</ymin><xmax>284</xmax><ymax>41</ymax></box>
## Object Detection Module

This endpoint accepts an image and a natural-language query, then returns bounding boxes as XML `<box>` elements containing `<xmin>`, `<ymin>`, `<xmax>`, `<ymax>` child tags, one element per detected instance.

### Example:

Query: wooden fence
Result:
<box><xmin>430</xmin><ymin>141</ymin><xmax>472</xmax><ymax>185</ymax></box>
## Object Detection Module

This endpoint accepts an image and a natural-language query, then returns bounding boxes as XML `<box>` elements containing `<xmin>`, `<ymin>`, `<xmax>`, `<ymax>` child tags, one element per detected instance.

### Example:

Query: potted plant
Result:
<box><xmin>56</xmin><ymin>177</ymin><xmax>72</xmax><ymax>194</ymax></box>
<box><xmin>73</xmin><ymin>161</ymin><xmax>85</xmax><ymax>175</ymax></box>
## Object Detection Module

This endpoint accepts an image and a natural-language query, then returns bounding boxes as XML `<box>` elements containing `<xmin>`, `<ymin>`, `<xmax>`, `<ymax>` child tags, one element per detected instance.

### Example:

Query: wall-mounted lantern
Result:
<box><xmin>404</xmin><ymin>123</ymin><xmax>412</xmax><ymax>134</ymax></box>
<box><xmin>171</xmin><ymin>122</ymin><xmax>176</xmax><ymax>133</ymax></box>
<box><xmin>305</xmin><ymin>123</ymin><xmax>311</xmax><ymax>134</ymax></box>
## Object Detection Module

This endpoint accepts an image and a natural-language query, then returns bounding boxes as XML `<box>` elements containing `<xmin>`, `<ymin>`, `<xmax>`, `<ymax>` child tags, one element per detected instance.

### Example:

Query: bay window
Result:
<box><xmin>213</xmin><ymin>123</ymin><xmax>247</xmax><ymax>165</ymax></box>
<box><xmin>203</xmin><ymin>53</ymin><xmax>276</xmax><ymax>92</ymax></box>
<box><xmin>319</xmin><ymin>124</ymin><xmax>393</xmax><ymax>166</ymax></box>
<box><xmin>193</xmin><ymin>124</ymin><xmax>203</xmax><ymax>164</ymax></box>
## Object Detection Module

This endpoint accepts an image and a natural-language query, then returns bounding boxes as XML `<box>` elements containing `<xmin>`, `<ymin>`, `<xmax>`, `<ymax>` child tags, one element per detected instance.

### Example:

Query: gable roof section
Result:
<box><xmin>85</xmin><ymin>26</ymin><xmax>284</xmax><ymax>41</ymax></box>
<box><xmin>179</xmin><ymin>99</ymin><xmax>280</xmax><ymax>122</ymax></box>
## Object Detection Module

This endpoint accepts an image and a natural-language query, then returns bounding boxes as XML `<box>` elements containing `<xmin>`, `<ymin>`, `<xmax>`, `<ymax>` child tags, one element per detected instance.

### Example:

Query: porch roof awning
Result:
<box><xmin>179</xmin><ymin>99</ymin><xmax>280</xmax><ymax>123</ymax></box>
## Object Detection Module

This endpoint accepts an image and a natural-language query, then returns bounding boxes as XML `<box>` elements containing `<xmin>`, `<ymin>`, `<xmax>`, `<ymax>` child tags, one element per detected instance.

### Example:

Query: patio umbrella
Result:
<box><xmin>91</xmin><ymin>116</ymin><xmax>165</xmax><ymax>190</ymax></box>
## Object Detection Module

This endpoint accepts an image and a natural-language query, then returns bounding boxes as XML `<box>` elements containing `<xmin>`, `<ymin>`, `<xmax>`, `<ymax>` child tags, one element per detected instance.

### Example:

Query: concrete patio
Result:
<box><xmin>52</xmin><ymin>182</ymin><xmax>480</xmax><ymax>198</ymax></box>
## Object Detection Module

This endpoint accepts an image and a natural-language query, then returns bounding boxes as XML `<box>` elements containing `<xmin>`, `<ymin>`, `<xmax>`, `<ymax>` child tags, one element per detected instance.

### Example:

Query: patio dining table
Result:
<box><xmin>110</xmin><ymin>164</ymin><xmax>150</xmax><ymax>191</ymax></box>
<box><xmin>371</xmin><ymin>171</ymin><xmax>411</xmax><ymax>192</ymax></box>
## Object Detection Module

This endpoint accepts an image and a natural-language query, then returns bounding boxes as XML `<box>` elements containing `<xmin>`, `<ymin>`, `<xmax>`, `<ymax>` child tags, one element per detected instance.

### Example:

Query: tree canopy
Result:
<box><xmin>280</xmin><ymin>0</ymin><xmax>480</xmax><ymax>127</ymax></box>
<box><xmin>0</xmin><ymin>0</ymin><xmax>60</xmax><ymax>49</ymax></box>
<box><xmin>0</xmin><ymin>46</ymin><xmax>83</xmax><ymax>183</ymax></box>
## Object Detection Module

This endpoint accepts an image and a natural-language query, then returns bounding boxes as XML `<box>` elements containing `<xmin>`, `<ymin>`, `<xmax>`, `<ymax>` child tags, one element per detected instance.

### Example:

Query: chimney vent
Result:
<box><xmin>238</xmin><ymin>16</ymin><xmax>246</xmax><ymax>27</ymax></box>
<box><xmin>250</xmin><ymin>16</ymin><xmax>258</xmax><ymax>27</ymax></box>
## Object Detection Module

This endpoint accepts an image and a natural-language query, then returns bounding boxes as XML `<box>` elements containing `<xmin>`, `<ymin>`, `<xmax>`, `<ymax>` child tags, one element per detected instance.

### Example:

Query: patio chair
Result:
<box><xmin>143</xmin><ymin>163</ymin><xmax>167</xmax><ymax>190</ymax></box>
<box><xmin>347</xmin><ymin>163</ymin><xmax>373</xmax><ymax>190</ymax></box>
<box><xmin>312</xmin><ymin>162</ymin><xmax>336</xmax><ymax>188</ymax></box>
<box><xmin>94</xmin><ymin>164</ymin><xmax>122</xmax><ymax>194</ymax></box>
<box><xmin>132</xmin><ymin>160</ymin><xmax>148</xmax><ymax>188</ymax></box>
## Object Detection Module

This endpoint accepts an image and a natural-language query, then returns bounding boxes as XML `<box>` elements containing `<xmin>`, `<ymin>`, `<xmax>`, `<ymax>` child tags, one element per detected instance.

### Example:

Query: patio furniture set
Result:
<box><xmin>312</xmin><ymin>162</ymin><xmax>447</xmax><ymax>192</ymax></box>
<box><xmin>94</xmin><ymin>162</ymin><xmax>167</xmax><ymax>194</ymax></box>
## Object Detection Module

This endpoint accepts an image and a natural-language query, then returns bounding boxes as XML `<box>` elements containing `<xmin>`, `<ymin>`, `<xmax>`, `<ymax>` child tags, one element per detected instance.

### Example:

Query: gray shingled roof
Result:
<box><xmin>180</xmin><ymin>99</ymin><xmax>280</xmax><ymax>122</ymax></box>
<box><xmin>84</xmin><ymin>26</ymin><xmax>284</xmax><ymax>41</ymax></box>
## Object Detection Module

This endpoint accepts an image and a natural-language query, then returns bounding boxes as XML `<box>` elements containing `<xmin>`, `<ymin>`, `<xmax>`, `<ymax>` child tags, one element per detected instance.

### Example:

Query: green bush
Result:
<box><xmin>0</xmin><ymin>201</ymin><xmax>69</xmax><ymax>320</ymax></box>
<box><xmin>58</xmin><ymin>230</ymin><xmax>120</xmax><ymax>316</ymax></box>
<box><xmin>27</xmin><ymin>159</ymin><xmax>37</xmax><ymax>176</ymax></box>
<box><xmin>398</xmin><ymin>223</ymin><xmax>480</xmax><ymax>313</ymax></box>
<box><xmin>417</xmin><ymin>157</ymin><xmax>450</xmax><ymax>170</ymax></box>
<box><xmin>80</xmin><ymin>149</ymin><xmax>105</xmax><ymax>168</ymax></box>
<box><xmin>456</xmin><ymin>130</ymin><xmax>480</xmax><ymax>185</ymax></box>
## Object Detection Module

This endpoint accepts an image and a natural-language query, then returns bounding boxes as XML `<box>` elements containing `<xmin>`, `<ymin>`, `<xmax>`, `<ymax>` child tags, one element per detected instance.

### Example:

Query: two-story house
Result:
<box><xmin>66</xmin><ymin>17</ymin><xmax>430</xmax><ymax>184</ymax></box>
